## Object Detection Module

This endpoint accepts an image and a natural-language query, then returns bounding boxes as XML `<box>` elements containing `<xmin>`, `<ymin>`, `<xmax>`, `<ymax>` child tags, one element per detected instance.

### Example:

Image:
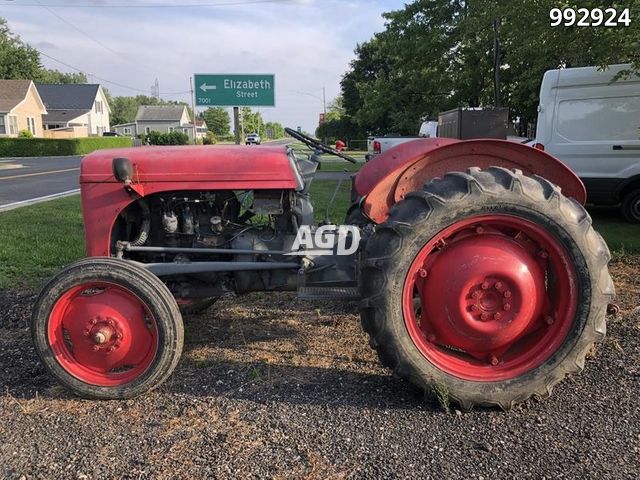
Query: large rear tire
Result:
<box><xmin>360</xmin><ymin>167</ymin><xmax>614</xmax><ymax>409</ymax></box>
<box><xmin>32</xmin><ymin>258</ymin><xmax>184</xmax><ymax>400</ymax></box>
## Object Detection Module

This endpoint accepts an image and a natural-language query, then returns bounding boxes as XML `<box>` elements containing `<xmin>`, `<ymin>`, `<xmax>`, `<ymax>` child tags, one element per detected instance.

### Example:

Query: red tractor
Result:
<box><xmin>31</xmin><ymin>128</ymin><xmax>614</xmax><ymax>409</ymax></box>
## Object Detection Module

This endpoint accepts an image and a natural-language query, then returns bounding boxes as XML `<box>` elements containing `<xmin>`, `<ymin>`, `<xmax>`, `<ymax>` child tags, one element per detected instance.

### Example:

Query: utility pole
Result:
<box><xmin>233</xmin><ymin>107</ymin><xmax>241</xmax><ymax>145</ymax></box>
<box><xmin>190</xmin><ymin>77</ymin><xmax>197</xmax><ymax>144</ymax></box>
<box><xmin>492</xmin><ymin>19</ymin><xmax>501</xmax><ymax>108</ymax></box>
<box><xmin>322</xmin><ymin>86</ymin><xmax>328</xmax><ymax>144</ymax></box>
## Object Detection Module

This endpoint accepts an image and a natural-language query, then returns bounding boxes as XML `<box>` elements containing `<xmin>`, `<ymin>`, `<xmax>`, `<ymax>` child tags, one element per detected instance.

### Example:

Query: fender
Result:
<box><xmin>356</xmin><ymin>139</ymin><xmax>586</xmax><ymax>224</ymax></box>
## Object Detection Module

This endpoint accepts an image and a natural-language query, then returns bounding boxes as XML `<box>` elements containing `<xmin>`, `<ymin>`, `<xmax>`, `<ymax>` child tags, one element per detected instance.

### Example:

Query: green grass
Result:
<box><xmin>0</xmin><ymin>195</ymin><xmax>85</xmax><ymax>289</ymax></box>
<box><xmin>0</xmin><ymin>187</ymin><xmax>638</xmax><ymax>290</ymax></box>
<box><xmin>308</xmin><ymin>179</ymin><xmax>353</xmax><ymax>223</ymax></box>
<box><xmin>589</xmin><ymin>207</ymin><xmax>640</xmax><ymax>255</ymax></box>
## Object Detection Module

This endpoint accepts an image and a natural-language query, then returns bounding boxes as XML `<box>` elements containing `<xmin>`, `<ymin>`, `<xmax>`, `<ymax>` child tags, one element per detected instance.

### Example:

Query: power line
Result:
<box><xmin>4</xmin><ymin>0</ymin><xmax>296</xmax><ymax>8</ymax></box>
<box><xmin>38</xmin><ymin>50</ymin><xmax>191</xmax><ymax>96</ymax></box>
<box><xmin>36</xmin><ymin>1</ymin><xmax>123</xmax><ymax>57</ymax></box>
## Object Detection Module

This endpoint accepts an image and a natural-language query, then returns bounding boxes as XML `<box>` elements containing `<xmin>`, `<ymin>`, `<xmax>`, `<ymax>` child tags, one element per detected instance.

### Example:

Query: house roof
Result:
<box><xmin>36</xmin><ymin>83</ymin><xmax>101</xmax><ymax>110</ymax></box>
<box><xmin>0</xmin><ymin>79</ymin><xmax>36</xmax><ymax>113</ymax></box>
<box><xmin>136</xmin><ymin>105</ymin><xmax>188</xmax><ymax>122</ymax></box>
<box><xmin>42</xmin><ymin>109</ymin><xmax>90</xmax><ymax>124</ymax></box>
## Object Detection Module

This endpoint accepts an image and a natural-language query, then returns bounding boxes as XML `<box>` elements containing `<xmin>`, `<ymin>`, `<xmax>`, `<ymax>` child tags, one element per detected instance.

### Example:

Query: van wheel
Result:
<box><xmin>622</xmin><ymin>189</ymin><xmax>640</xmax><ymax>223</ymax></box>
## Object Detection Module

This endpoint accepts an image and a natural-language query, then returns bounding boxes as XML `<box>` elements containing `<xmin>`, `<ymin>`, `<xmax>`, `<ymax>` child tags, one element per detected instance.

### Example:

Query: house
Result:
<box><xmin>36</xmin><ymin>84</ymin><xmax>111</xmax><ymax>137</ymax></box>
<box><xmin>113</xmin><ymin>105</ymin><xmax>205</xmax><ymax>141</ymax></box>
<box><xmin>0</xmin><ymin>80</ymin><xmax>47</xmax><ymax>137</ymax></box>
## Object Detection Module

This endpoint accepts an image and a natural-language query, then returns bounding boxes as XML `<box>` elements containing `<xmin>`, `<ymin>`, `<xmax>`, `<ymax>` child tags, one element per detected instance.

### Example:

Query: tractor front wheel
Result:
<box><xmin>360</xmin><ymin>167</ymin><xmax>614</xmax><ymax>409</ymax></box>
<box><xmin>32</xmin><ymin>258</ymin><xmax>184</xmax><ymax>400</ymax></box>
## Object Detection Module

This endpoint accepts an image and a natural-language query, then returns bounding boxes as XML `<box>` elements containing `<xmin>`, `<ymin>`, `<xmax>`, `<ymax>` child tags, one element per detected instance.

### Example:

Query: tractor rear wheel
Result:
<box><xmin>32</xmin><ymin>258</ymin><xmax>184</xmax><ymax>400</ymax></box>
<box><xmin>360</xmin><ymin>167</ymin><xmax>614</xmax><ymax>409</ymax></box>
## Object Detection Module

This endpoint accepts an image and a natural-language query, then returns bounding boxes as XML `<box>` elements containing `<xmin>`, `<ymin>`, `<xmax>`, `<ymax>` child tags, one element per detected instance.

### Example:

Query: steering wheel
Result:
<box><xmin>285</xmin><ymin>127</ymin><xmax>358</xmax><ymax>164</ymax></box>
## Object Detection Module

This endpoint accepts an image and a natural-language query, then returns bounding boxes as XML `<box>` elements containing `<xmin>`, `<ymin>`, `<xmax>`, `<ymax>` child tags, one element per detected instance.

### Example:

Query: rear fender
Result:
<box><xmin>360</xmin><ymin>139</ymin><xmax>586</xmax><ymax>224</ymax></box>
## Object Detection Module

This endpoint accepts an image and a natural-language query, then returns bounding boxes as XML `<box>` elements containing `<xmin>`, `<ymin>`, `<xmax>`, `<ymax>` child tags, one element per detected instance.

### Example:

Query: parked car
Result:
<box><xmin>102</xmin><ymin>131</ymin><xmax>121</xmax><ymax>137</ymax></box>
<box><xmin>534</xmin><ymin>63</ymin><xmax>640</xmax><ymax>222</ymax></box>
<box><xmin>245</xmin><ymin>133</ymin><xmax>261</xmax><ymax>145</ymax></box>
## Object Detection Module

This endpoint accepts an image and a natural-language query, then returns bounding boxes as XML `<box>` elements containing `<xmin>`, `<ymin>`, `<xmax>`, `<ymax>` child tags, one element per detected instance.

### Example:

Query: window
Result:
<box><xmin>27</xmin><ymin>117</ymin><xmax>36</xmax><ymax>135</ymax></box>
<box><xmin>124</xmin><ymin>127</ymin><xmax>131</xmax><ymax>135</ymax></box>
<box><xmin>169</xmin><ymin>127</ymin><xmax>174</xmax><ymax>133</ymax></box>
<box><xmin>0</xmin><ymin>116</ymin><xmax>5</xmax><ymax>135</ymax></box>
<box><xmin>556</xmin><ymin>96</ymin><xmax>640</xmax><ymax>142</ymax></box>
<box><xmin>8</xmin><ymin>116</ymin><xmax>18</xmax><ymax>135</ymax></box>
<box><xmin>145</xmin><ymin>127</ymin><xmax>151</xmax><ymax>134</ymax></box>
<box><xmin>183</xmin><ymin>128</ymin><xmax>188</xmax><ymax>134</ymax></box>
<box><xmin>95</xmin><ymin>101</ymin><xmax>103</xmax><ymax>114</ymax></box>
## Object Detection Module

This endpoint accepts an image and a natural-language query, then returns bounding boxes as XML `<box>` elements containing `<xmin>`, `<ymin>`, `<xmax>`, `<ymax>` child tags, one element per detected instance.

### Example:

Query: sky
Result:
<box><xmin>2</xmin><ymin>0</ymin><xmax>405</xmax><ymax>132</ymax></box>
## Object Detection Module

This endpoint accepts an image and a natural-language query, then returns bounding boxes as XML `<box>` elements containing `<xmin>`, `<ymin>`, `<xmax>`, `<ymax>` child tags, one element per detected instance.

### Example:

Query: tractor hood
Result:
<box><xmin>80</xmin><ymin>145</ymin><xmax>298</xmax><ymax>189</ymax></box>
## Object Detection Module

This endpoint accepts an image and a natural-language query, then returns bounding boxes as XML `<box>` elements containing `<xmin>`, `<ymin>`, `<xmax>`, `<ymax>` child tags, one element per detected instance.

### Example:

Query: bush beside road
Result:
<box><xmin>0</xmin><ymin>137</ymin><xmax>134</xmax><ymax>158</ymax></box>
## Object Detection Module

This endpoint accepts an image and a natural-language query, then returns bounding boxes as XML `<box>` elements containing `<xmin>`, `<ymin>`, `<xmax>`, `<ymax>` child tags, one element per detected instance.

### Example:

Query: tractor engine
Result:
<box><xmin>112</xmin><ymin>189</ymin><xmax>322</xmax><ymax>300</ymax></box>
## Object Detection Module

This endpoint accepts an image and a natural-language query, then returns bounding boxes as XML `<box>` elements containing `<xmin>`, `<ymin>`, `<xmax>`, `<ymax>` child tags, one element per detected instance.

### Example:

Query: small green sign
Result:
<box><xmin>194</xmin><ymin>74</ymin><xmax>275</xmax><ymax>107</ymax></box>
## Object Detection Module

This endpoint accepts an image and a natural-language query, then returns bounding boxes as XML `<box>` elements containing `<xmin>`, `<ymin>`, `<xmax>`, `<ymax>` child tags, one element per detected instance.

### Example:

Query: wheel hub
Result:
<box><xmin>419</xmin><ymin>234</ymin><xmax>545</xmax><ymax>354</ymax></box>
<box><xmin>84</xmin><ymin>316</ymin><xmax>123</xmax><ymax>353</ymax></box>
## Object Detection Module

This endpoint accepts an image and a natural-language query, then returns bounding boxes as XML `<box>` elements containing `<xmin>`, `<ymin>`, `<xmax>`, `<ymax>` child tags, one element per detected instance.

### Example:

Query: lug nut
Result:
<box><xmin>494</xmin><ymin>312</ymin><xmax>502</xmax><ymax>321</ymax></box>
<box><xmin>91</xmin><ymin>319</ymin><xmax>97</xmax><ymax>325</ymax></box>
<box><xmin>504</xmin><ymin>291</ymin><xmax>512</xmax><ymax>298</ymax></box>
<box><xmin>92</xmin><ymin>345</ymin><xmax>100</xmax><ymax>352</ymax></box>
<box><xmin>481</xmin><ymin>313</ymin><xmax>490</xmax><ymax>321</ymax></box>
<box><xmin>545</xmin><ymin>315</ymin><xmax>555</xmax><ymax>325</ymax></box>
<box><xmin>490</xmin><ymin>355</ymin><xmax>499</xmax><ymax>366</ymax></box>
<box><xmin>472</xmin><ymin>290</ymin><xmax>481</xmax><ymax>299</ymax></box>
<box><xmin>503</xmin><ymin>304</ymin><xmax>511</xmax><ymax>311</ymax></box>
<box><xmin>538</xmin><ymin>250</ymin><xmax>549</xmax><ymax>259</ymax></box>
<box><xmin>495</xmin><ymin>282</ymin><xmax>503</xmax><ymax>290</ymax></box>
<box><xmin>476</xmin><ymin>226</ymin><xmax>485</xmax><ymax>234</ymax></box>
<box><xmin>83</xmin><ymin>330</ymin><xmax>90</xmax><ymax>337</ymax></box>
<box><xmin>418</xmin><ymin>268</ymin><xmax>428</xmax><ymax>278</ymax></box>
<box><xmin>482</xmin><ymin>282</ymin><xmax>491</xmax><ymax>290</ymax></box>
<box><xmin>471</xmin><ymin>305</ymin><xmax>479</xmax><ymax>312</ymax></box>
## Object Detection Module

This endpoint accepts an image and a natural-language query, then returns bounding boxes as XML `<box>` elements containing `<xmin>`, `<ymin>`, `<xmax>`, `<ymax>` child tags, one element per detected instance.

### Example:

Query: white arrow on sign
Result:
<box><xmin>200</xmin><ymin>83</ymin><xmax>217</xmax><ymax>92</ymax></box>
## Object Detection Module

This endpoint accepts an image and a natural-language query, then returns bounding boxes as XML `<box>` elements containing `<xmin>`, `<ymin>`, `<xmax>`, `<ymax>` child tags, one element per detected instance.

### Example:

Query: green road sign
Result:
<box><xmin>194</xmin><ymin>74</ymin><xmax>275</xmax><ymax>107</ymax></box>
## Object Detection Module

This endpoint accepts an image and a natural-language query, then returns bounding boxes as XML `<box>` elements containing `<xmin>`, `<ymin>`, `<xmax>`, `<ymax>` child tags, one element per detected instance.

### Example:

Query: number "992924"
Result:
<box><xmin>550</xmin><ymin>7</ymin><xmax>631</xmax><ymax>27</ymax></box>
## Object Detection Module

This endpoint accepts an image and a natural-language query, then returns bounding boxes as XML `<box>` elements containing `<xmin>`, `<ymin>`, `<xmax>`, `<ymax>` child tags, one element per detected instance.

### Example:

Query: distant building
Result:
<box><xmin>0</xmin><ymin>79</ymin><xmax>47</xmax><ymax>138</ymax></box>
<box><xmin>113</xmin><ymin>105</ymin><xmax>206</xmax><ymax>141</ymax></box>
<box><xmin>36</xmin><ymin>83</ymin><xmax>111</xmax><ymax>138</ymax></box>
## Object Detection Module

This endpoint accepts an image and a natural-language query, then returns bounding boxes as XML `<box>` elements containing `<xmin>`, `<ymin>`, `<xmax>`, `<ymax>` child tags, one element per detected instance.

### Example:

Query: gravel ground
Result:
<box><xmin>0</xmin><ymin>257</ymin><xmax>638</xmax><ymax>479</ymax></box>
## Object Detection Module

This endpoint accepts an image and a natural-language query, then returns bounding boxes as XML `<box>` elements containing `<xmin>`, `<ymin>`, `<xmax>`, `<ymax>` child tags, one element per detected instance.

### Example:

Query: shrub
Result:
<box><xmin>0</xmin><ymin>137</ymin><xmax>134</xmax><ymax>157</ymax></box>
<box><xmin>202</xmin><ymin>131</ymin><xmax>217</xmax><ymax>145</ymax></box>
<box><xmin>143</xmin><ymin>131</ymin><xmax>189</xmax><ymax>146</ymax></box>
<box><xmin>18</xmin><ymin>130</ymin><xmax>33</xmax><ymax>138</ymax></box>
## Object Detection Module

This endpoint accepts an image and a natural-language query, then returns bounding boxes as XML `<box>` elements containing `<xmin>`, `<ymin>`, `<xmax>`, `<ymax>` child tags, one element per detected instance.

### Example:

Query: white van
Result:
<box><xmin>535</xmin><ymin>64</ymin><xmax>640</xmax><ymax>221</ymax></box>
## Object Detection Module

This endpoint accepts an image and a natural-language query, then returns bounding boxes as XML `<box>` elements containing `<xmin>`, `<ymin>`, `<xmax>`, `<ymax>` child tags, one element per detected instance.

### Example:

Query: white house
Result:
<box><xmin>36</xmin><ymin>84</ymin><xmax>111</xmax><ymax>137</ymax></box>
<box><xmin>113</xmin><ymin>105</ymin><xmax>207</xmax><ymax>141</ymax></box>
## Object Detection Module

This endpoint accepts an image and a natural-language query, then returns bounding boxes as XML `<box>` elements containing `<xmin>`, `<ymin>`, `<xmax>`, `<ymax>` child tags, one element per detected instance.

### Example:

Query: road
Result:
<box><xmin>0</xmin><ymin>156</ymin><xmax>82</xmax><ymax>211</ymax></box>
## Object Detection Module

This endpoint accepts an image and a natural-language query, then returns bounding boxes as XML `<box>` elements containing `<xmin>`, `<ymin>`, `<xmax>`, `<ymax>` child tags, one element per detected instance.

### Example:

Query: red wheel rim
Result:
<box><xmin>403</xmin><ymin>214</ymin><xmax>578</xmax><ymax>382</ymax></box>
<box><xmin>47</xmin><ymin>282</ymin><xmax>159</xmax><ymax>387</ymax></box>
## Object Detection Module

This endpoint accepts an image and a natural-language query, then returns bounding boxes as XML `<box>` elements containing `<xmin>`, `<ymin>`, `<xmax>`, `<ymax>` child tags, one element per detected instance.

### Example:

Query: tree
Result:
<box><xmin>35</xmin><ymin>69</ymin><xmax>87</xmax><ymax>84</ymax></box>
<box><xmin>264</xmin><ymin>121</ymin><xmax>285</xmax><ymax>139</ymax></box>
<box><xmin>0</xmin><ymin>18</ymin><xmax>41</xmax><ymax>80</ymax></box>
<box><xmin>341</xmin><ymin>0</ymin><xmax>640</xmax><ymax>135</ymax></box>
<box><xmin>201</xmin><ymin>107</ymin><xmax>230</xmax><ymax>137</ymax></box>
<box><xmin>107</xmin><ymin>95</ymin><xmax>192</xmax><ymax>126</ymax></box>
